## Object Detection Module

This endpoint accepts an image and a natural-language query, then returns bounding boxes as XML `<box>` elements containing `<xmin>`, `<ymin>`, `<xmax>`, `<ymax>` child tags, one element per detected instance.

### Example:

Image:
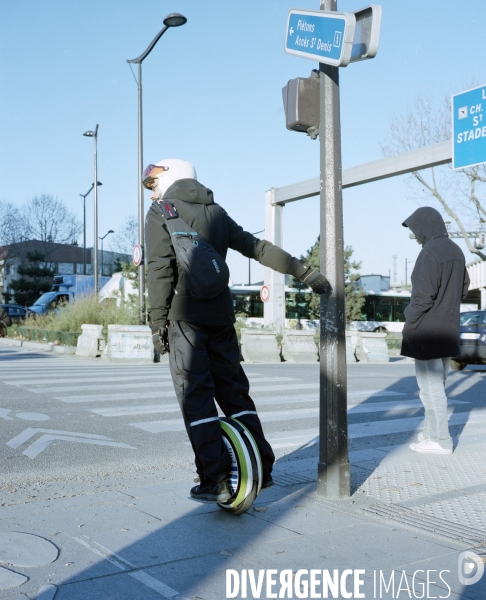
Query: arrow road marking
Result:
<box><xmin>23</xmin><ymin>435</ymin><xmax>135</xmax><ymax>459</ymax></box>
<box><xmin>6</xmin><ymin>427</ymin><xmax>135</xmax><ymax>459</ymax></box>
<box><xmin>0</xmin><ymin>408</ymin><xmax>13</xmax><ymax>420</ymax></box>
<box><xmin>6</xmin><ymin>428</ymin><xmax>110</xmax><ymax>449</ymax></box>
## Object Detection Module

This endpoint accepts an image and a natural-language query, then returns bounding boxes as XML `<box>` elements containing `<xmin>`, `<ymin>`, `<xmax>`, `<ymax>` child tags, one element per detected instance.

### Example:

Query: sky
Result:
<box><xmin>1</xmin><ymin>0</ymin><xmax>485</xmax><ymax>285</ymax></box>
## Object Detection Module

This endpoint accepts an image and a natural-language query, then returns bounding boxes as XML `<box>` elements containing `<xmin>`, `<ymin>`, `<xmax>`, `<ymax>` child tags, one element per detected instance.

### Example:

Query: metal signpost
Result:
<box><xmin>452</xmin><ymin>84</ymin><xmax>486</xmax><ymax>170</ymax></box>
<box><xmin>283</xmin><ymin>1</ymin><xmax>381</xmax><ymax>498</ymax></box>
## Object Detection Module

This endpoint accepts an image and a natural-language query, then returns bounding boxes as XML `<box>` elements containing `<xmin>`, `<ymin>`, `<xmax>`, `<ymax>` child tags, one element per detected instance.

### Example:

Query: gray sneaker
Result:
<box><xmin>190</xmin><ymin>479</ymin><xmax>231</xmax><ymax>503</ymax></box>
<box><xmin>409</xmin><ymin>439</ymin><xmax>452</xmax><ymax>455</ymax></box>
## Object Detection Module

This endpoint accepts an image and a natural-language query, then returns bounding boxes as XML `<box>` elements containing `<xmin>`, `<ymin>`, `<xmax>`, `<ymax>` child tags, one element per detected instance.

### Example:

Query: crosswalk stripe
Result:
<box><xmin>131</xmin><ymin>407</ymin><xmax>486</xmax><ymax>436</ymax></box>
<box><xmin>348</xmin><ymin>390</ymin><xmax>404</xmax><ymax>397</ymax></box>
<box><xmin>92</xmin><ymin>397</ymin><xmax>462</xmax><ymax>418</ymax></box>
<box><xmin>25</xmin><ymin>381</ymin><xmax>176</xmax><ymax>394</ymax></box>
<box><xmin>90</xmin><ymin>404</ymin><xmax>181</xmax><ymax>416</ymax></box>
<box><xmin>348</xmin><ymin>399</ymin><xmax>468</xmax><ymax>414</ymax></box>
<box><xmin>248</xmin><ymin>383</ymin><xmax>319</xmax><ymax>393</ymax></box>
<box><xmin>54</xmin><ymin>382</ymin><xmax>319</xmax><ymax>403</ymax></box>
<box><xmin>55</xmin><ymin>390</ymin><xmax>177</xmax><ymax>403</ymax></box>
<box><xmin>4</xmin><ymin>375</ymin><xmax>172</xmax><ymax>386</ymax></box>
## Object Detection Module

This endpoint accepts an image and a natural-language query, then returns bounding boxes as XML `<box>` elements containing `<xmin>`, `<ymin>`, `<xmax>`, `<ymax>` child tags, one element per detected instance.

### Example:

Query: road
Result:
<box><xmin>1</xmin><ymin>346</ymin><xmax>486</xmax><ymax>505</ymax></box>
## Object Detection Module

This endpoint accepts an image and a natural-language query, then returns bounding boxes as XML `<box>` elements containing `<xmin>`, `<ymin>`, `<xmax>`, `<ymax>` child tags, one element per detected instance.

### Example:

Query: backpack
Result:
<box><xmin>157</xmin><ymin>200</ymin><xmax>230</xmax><ymax>300</ymax></box>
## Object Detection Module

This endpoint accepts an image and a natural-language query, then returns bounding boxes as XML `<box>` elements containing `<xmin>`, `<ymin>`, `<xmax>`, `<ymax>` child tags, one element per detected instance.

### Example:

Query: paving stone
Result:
<box><xmin>0</xmin><ymin>566</ymin><xmax>28</xmax><ymax>590</ymax></box>
<box><xmin>0</xmin><ymin>532</ymin><xmax>58</xmax><ymax>567</ymax></box>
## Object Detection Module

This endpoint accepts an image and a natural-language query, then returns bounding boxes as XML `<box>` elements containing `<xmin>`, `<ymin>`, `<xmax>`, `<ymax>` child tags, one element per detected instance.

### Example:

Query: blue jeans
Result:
<box><xmin>415</xmin><ymin>358</ymin><xmax>452</xmax><ymax>449</ymax></box>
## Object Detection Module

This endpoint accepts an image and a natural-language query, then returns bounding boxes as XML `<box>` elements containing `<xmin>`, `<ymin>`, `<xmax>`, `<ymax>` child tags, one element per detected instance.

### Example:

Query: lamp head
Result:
<box><xmin>163</xmin><ymin>13</ymin><xmax>187</xmax><ymax>27</ymax></box>
<box><xmin>108</xmin><ymin>230</ymin><xmax>114</xmax><ymax>234</ymax></box>
<box><xmin>83</xmin><ymin>131</ymin><xmax>94</xmax><ymax>137</ymax></box>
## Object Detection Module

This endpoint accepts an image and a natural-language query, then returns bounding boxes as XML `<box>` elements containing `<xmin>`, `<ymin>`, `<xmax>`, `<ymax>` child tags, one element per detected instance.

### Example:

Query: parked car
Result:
<box><xmin>451</xmin><ymin>310</ymin><xmax>486</xmax><ymax>370</ymax></box>
<box><xmin>0</xmin><ymin>304</ymin><xmax>35</xmax><ymax>323</ymax></box>
<box><xmin>0</xmin><ymin>303</ymin><xmax>35</xmax><ymax>337</ymax></box>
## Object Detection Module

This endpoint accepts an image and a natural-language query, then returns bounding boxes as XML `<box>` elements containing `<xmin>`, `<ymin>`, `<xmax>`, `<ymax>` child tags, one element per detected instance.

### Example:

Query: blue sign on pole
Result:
<box><xmin>452</xmin><ymin>84</ymin><xmax>486</xmax><ymax>170</ymax></box>
<box><xmin>284</xmin><ymin>9</ymin><xmax>356</xmax><ymax>67</ymax></box>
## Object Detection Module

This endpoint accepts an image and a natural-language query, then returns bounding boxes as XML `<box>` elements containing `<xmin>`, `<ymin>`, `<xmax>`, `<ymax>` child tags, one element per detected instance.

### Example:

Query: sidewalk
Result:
<box><xmin>1</xmin><ymin>444</ymin><xmax>485</xmax><ymax>599</ymax></box>
<box><xmin>1</xmin><ymin>343</ymin><xmax>485</xmax><ymax>599</ymax></box>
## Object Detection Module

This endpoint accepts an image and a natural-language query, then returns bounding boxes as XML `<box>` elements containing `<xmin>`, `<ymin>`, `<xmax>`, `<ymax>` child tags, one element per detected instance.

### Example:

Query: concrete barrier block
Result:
<box><xmin>355</xmin><ymin>332</ymin><xmax>389</xmax><ymax>363</ymax></box>
<box><xmin>240</xmin><ymin>328</ymin><xmax>280</xmax><ymax>363</ymax></box>
<box><xmin>281</xmin><ymin>330</ymin><xmax>318</xmax><ymax>363</ymax></box>
<box><xmin>106</xmin><ymin>325</ymin><xmax>154</xmax><ymax>363</ymax></box>
<box><xmin>75</xmin><ymin>324</ymin><xmax>105</xmax><ymax>358</ymax></box>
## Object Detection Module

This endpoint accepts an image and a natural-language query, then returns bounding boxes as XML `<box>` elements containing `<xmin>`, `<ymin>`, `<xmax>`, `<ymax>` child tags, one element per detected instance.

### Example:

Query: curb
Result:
<box><xmin>0</xmin><ymin>337</ymin><xmax>77</xmax><ymax>355</ymax></box>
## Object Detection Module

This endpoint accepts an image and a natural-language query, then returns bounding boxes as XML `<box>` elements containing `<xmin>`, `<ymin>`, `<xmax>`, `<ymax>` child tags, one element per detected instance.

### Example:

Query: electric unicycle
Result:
<box><xmin>217</xmin><ymin>417</ymin><xmax>263</xmax><ymax>515</ymax></box>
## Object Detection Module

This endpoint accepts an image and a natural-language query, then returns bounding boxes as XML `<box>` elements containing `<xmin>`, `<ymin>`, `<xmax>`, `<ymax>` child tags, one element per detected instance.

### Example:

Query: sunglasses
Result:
<box><xmin>142</xmin><ymin>164</ymin><xmax>169</xmax><ymax>190</ymax></box>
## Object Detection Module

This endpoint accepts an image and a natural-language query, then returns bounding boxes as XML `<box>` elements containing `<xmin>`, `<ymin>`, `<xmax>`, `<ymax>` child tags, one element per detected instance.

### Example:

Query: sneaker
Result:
<box><xmin>409</xmin><ymin>439</ymin><xmax>452</xmax><ymax>455</ymax></box>
<box><xmin>261</xmin><ymin>466</ymin><xmax>274</xmax><ymax>490</ymax></box>
<box><xmin>190</xmin><ymin>479</ymin><xmax>231</xmax><ymax>503</ymax></box>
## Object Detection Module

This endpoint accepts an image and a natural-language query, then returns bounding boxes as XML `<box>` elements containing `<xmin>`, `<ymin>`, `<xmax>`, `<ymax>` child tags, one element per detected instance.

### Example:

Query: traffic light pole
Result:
<box><xmin>317</xmin><ymin>0</ymin><xmax>350</xmax><ymax>498</ymax></box>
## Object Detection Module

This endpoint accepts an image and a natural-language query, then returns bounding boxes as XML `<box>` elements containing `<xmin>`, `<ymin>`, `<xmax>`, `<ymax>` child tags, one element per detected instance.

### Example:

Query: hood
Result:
<box><xmin>402</xmin><ymin>206</ymin><xmax>448</xmax><ymax>245</ymax></box>
<box><xmin>162</xmin><ymin>179</ymin><xmax>214</xmax><ymax>205</ymax></box>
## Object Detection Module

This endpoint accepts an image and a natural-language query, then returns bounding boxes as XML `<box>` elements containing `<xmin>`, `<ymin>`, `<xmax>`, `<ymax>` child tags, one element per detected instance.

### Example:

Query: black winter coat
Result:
<box><xmin>401</xmin><ymin>207</ymin><xmax>470</xmax><ymax>360</ymax></box>
<box><xmin>145</xmin><ymin>179</ymin><xmax>306</xmax><ymax>329</ymax></box>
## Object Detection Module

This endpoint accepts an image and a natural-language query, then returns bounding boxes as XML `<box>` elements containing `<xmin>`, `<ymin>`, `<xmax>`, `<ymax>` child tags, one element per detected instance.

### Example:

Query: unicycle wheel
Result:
<box><xmin>217</xmin><ymin>417</ymin><xmax>262</xmax><ymax>515</ymax></box>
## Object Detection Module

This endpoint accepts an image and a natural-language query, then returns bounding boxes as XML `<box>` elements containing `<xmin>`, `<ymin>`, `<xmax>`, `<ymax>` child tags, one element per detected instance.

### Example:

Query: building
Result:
<box><xmin>0</xmin><ymin>240</ymin><xmax>130</xmax><ymax>302</ymax></box>
<box><xmin>466</xmin><ymin>259</ymin><xmax>486</xmax><ymax>309</ymax></box>
<box><xmin>355</xmin><ymin>274</ymin><xmax>391</xmax><ymax>293</ymax></box>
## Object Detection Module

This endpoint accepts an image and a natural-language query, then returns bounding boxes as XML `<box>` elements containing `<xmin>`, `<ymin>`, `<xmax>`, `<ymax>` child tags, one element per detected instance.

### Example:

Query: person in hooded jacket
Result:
<box><xmin>401</xmin><ymin>206</ymin><xmax>470</xmax><ymax>455</ymax></box>
<box><xmin>144</xmin><ymin>159</ymin><xmax>330</xmax><ymax>502</ymax></box>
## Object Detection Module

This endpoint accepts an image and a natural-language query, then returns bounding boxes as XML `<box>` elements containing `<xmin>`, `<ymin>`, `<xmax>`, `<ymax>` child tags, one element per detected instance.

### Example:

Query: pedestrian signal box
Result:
<box><xmin>282</xmin><ymin>71</ymin><xmax>320</xmax><ymax>139</ymax></box>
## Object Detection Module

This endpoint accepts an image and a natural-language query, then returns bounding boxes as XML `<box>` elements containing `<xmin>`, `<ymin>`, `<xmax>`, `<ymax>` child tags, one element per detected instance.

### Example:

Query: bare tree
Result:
<box><xmin>0</xmin><ymin>195</ymin><xmax>82</xmax><ymax>260</ymax></box>
<box><xmin>0</xmin><ymin>201</ymin><xmax>25</xmax><ymax>246</ymax></box>
<box><xmin>381</xmin><ymin>93</ymin><xmax>486</xmax><ymax>261</ymax></box>
<box><xmin>109</xmin><ymin>215</ymin><xmax>138</xmax><ymax>256</ymax></box>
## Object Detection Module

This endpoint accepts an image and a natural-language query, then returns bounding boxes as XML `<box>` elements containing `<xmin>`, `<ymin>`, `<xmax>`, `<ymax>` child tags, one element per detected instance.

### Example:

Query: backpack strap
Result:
<box><xmin>156</xmin><ymin>200</ymin><xmax>198</xmax><ymax>238</ymax></box>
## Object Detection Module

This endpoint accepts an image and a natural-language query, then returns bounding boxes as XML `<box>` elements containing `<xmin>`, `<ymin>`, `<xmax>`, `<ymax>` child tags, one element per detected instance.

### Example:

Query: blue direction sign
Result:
<box><xmin>284</xmin><ymin>9</ymin><xmax>356</xmax><ymax>67</ymax></box>
<box><xmin>452</xmin><ymin>84</ymin><xmax>486</xmax><ymax>170</ymax></box>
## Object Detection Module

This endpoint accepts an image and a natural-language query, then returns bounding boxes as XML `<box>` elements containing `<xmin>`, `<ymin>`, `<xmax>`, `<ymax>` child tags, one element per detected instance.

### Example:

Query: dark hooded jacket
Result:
<box><xmin>401</xmin><ymin>207</ymin><xmax>470</xmax><ymax>360</ymax></box>
<box><xmin>145</xmin><ymin>179</ymin><xmax>307</xmax><ymax>329</ymax></box>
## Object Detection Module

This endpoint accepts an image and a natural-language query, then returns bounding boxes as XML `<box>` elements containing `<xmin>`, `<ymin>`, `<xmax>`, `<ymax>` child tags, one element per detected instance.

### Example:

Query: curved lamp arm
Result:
<box><xmin>126</xmin><ymin>25</ymin><xmax>169</xmax><ymax>64</ymax></box>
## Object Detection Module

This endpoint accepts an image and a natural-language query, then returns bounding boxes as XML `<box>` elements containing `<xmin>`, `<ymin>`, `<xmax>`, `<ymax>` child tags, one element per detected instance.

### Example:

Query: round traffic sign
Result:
<box><xmin>132</xmin><ymin>244</ymin><xmax>143</xmax><ymax>267</ymax></box>
<box><xmin>260</xmin><ymin>285</ymin><xmax>270</xmax><ymax>303</ymax></box>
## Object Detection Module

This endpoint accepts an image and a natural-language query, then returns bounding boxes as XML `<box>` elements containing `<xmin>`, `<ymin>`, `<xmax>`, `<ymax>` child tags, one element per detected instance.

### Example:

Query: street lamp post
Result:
<box><xmin>126</xmin><ymin>13</ymin><xmax>187</xmax><ymax>324</ymax></box>
<box><xmin>405</xmin><ymin>259</ymin><xmax>414</xmax><ymax>288</ymax></box>
<box><xmin>83</xmin><ymin>125</ymin><xmax>99</xmax><ymax>295</ymax></box>
<box><xmin>248</xmin><ymin>230</ymin><xmax>264</xmax><ymax>285</ymax></box>
<box><xmin>80</xmin><ymin>181</ymin><xmax>102</xmax><ymax>275</ymax></box>
<box><xmin>99</xmin><ymin>230</ymin><xmax>115</xmax><ymax>277</ymax></box>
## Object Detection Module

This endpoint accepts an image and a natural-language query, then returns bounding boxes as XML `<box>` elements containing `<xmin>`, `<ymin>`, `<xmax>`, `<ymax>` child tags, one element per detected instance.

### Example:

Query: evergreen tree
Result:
<box><xmin>290</xmin><ymin>237</ymin><xmax>366</xmax><ymax>323</ymax></box>
<box><xmin>9</xmin><ymin>251</ymin><xmax>55</xmax><ymax>307</ymax></box>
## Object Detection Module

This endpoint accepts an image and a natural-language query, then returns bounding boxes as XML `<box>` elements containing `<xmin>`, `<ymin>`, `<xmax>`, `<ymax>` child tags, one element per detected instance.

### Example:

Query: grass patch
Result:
<box><xmin>23</xmin><ymin>295</ymin><xmax>139</xmax><ymax>337</ymax></box>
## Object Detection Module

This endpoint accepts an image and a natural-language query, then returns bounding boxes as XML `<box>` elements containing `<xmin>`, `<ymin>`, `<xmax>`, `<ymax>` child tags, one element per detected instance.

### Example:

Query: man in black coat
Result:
<box><xmin>144</xmin><ymin>159</ymin><xmax>329</xmax><ymax>502</ymax></box>
<box><xmin>401</xmin><ymin>207</ymin><xmax>470</xmax><ymax>454</ymax></box>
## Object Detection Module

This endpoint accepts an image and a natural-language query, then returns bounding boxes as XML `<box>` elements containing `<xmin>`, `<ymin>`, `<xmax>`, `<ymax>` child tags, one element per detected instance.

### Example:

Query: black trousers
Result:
<box><xmin>168</xmin><ymin>321</ymin><xmax>275</xmax><ymax>483</ymax></box>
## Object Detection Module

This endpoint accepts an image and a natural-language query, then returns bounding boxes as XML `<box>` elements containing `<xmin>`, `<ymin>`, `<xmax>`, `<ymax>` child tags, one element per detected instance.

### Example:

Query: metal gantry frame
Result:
<box><xmin>263</xmin><ymin>139</ymin><xmax>454</xmax><ymax>332</ymax></box>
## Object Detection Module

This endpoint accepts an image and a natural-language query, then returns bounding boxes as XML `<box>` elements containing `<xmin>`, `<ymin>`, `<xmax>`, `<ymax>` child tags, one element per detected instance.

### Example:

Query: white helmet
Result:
<box><xmin>143</xmin><ymin>158</ymin><xmax>197</xmax><ymax>199</ymax></box>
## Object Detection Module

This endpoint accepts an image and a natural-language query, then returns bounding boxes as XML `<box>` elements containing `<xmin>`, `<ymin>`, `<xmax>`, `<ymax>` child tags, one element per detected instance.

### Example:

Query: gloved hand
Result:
<box><xmin>152</xmin><ymin>326</ymin><xmax>169</xmax><ymax>355</ymax></box>
<box><xmin>300</xmin><ymin>266</ymin><xmax>331</xmax><ymax>294</ymax></box>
